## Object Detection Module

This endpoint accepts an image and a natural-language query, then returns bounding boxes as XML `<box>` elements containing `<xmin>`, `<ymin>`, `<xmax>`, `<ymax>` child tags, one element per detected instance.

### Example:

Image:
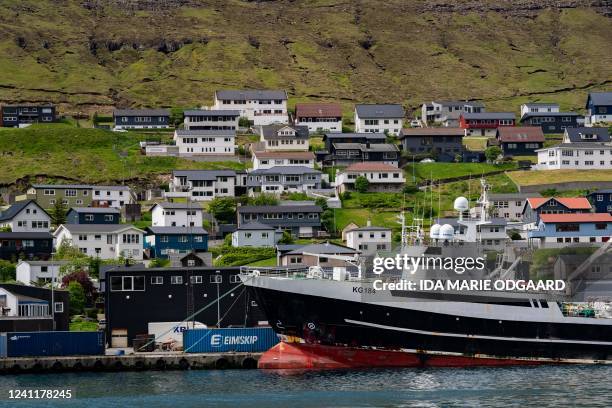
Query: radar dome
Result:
<box><xmin>429</xmin><ymin>224</ymin><xmax>441</xmax><ymax>239</ymax></box>
<box><xmin>440</xmin><ymin>224</ymin><xmax>455</xmax><ymax>240</ymax></box>
<box><xmin>453</xmin><ymin>196</ymin><xmax>469</xmax><ymax>211</ymax></box>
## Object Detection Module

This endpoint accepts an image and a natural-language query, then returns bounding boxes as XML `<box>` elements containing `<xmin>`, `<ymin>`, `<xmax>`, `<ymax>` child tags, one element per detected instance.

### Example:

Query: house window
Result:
<box><xmin>160</xmin><ymin>236</ymin><xmax>169</xmax><ymax>243</ymax></box>
<box><xmin>105</xmin><ymin>215</ymin><xmax>114</xmax><ymax>222</ymax></box>
<box><xmin>110</xmin><ymin>276</ymin><xmax>145</xmax><ymax>291</ymax></box>
<box><xmin>151</xmin><ymin>276</ymin><xmax>163</xmax><ymax>285</ymax></box>
<box><xmin>210</xmin><ymin>275</ymin><xmax>222</xmax><ymax>283</ymax></box>
<box><xmin>44</xmin><ymin>189</ymin><xmax>55</xmax><ymax>196</ymax></box>
<box><xmin>190</xmin><ymin>275</ymin><xmax>203</xmax><ymax>284</ymax></box>
<box><xmin>171</xmin><ymin>276</ymin><xmax>183</xmax><ymax>284</ymax></box>
<box><xmin>85</xmin><ymin>214</ymin><xmax>94</xmax><ymax>221</ymax></box>
<box><xmin>54</xmin><ymin>302</ymin><xmax>64</xmax><ymax>313</ymax></box>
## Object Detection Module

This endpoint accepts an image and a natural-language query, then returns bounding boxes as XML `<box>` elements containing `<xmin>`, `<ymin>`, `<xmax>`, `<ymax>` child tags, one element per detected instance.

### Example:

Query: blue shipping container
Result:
<box><xmin>6</xmin><ymin>331</ymin><xmax>105</xmax><ymax>357</ymax></box>
<box><xmin>183</xmin><ymin>327</ymin><xmax>279</xmax><ymax>353</ymax></box>
<box><xmin>0</xmin><ymin>334</ymin><xmax>6</xmax><ymax>358</ymax></box>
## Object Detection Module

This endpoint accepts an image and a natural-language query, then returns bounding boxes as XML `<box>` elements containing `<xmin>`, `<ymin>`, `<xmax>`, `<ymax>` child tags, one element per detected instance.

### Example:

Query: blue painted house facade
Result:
<box><xmin>528</xmin><ymin>213</ymin><xmax>612</xmax><ymax>247</ymax></box>
<box><xmin>237</xmin><ymin>204</ymin><xmax>323</xmax><ymax>237</ymax></box>
<box><xmin>0</xmin><ymin>232</ymin><xmax>53</xmax><ymax>261</ymax></box>
<box><xmin>66</xmin><ymin>208</ymin><xmax>121</xmax><ymax>224</ymax></box>
<box><xmin>585</xmin><ymin>92</ymin><xmax>612</xmax><ymax>126</ymax></box>
<box><xmin>113</xmin><ymin>109</ymin><xmax>171</xmax><ymax>130</ymax></box>
<box><xmin>145</xmin><ymin>227</ymin><xmax>209</xmax><ymax>259</ymax></box>
<box><xmin>587</xmin><ymin>190</ymin><xmax>612</xmax><ymax>214</ymax></box>
<box><xmin>1</xmin><ymin>105</ymin><xmax>56</xmax><ymax>127</ymax></box>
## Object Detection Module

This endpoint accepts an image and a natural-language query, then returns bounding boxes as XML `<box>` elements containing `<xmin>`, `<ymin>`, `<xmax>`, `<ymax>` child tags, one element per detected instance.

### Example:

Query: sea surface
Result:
<box><xmin>0</xmin><ymin>365</ymin><xmax>610</xmax><ymax>407</ymax></box>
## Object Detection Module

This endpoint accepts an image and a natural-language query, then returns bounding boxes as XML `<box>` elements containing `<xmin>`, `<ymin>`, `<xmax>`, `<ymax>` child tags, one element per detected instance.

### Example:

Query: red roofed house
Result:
<box><xmin>496</xmin><ymin>127</ymin><xmax>545</xmax><ymax>156</ymax></box>
<box><xmin>459</xmin><ymin>112</ymin><xmax>515</xmax><ymax>137</ymax></box>
<box><xmin>335</xmin><ymin>162</ymin><xmax>406</xmax><ymax>194</ymax></box>
<box><xmin>522</xmin><ymin>197</ymin><xmax>592</xmax><ymax>225</ymax></box>
<box><xmin>295</xmin><ymin>103</ymin><xmax>343</xmax><ymax>134</ymax></box>
<box><xmin>528</xmin><ymin>212</ymin><xmax>612</xmax><ymax>247</ymax></box>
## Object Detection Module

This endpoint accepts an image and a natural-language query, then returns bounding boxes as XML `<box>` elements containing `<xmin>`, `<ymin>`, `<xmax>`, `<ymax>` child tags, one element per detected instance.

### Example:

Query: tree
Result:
<box><xmin>208</xmin><ymin>197</ymin><xmax>237</xmax><ymax>224</ymax></box>
<box><xmin>50</xmin><ymin>199</ymin><xmax>67</xmax><ymax>226</ymax></box>
<box><xmin>278</xmin><ymin>230</ymin><xmax>294</xmax><ymax>244</ymax></box>
<box><xmin>0</xmin><ymin>260</ymin><xmax>16</xmax><ymax>282</ymax></box>
<box><xmin>250</xmin><ymin>193</ymin><xmax>279</xmax><ymax>206</ymax></box>
<box><xmin>62</xmin><ymin>271</ymin><xmax>97</xmax><ymax>306</ymax></box>
<box><xmin>314</xmin><ymin>197</ymin><xmax>328</xmax><ymax>211</ymax></box>
<box><xmin>67</xmin><ymin>281</ymin><xmax>86</xmax><ymax>315</ymax></box>
<box><xmin>238</xmin><ymin>116</ymin><xmax>251</xmax><ymax>128</ymax></box>
<box><xmin>485</xmin><ymin>146</ymin><xmax>502</xmax><ymax>163</ymax></box>
<box><xmin>354</xmin><ymin>176</ymin><xmax>369</xmax><ymax>193</ymax></box>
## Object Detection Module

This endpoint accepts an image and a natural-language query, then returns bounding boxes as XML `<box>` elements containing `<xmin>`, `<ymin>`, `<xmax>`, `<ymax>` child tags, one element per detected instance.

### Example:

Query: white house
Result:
<box><xmin>354</xmin><ymin>104</ymin><xmax>405</xmax><ymax>135</ymax></box>
<box><xmin>173</xmin><ymin>129</ymin><xmax>235</xmax><ymax>157</ymax></box>
<box><xmin>16</xmin><ymin>260</ymin><xmax>69</xmax><ymax>287</ymax></box>
<box><xmin>258</xmin><ymin>125</ymin><xmax>310</xmax><ymax>151</ymax></box>
<box><xmin>345</xmin><ymin>223</ymin><xmax>392</xmax><ymax>256</ymax></box>
<box><xmin>212</xmin><ymin>90</ymin><xmax>288</xmax><ymax>126</ymax></box>
<box><xmin>421</xmin><ymin>100</ymin><xmax>484</xmax><ymax>127</ymax></box>
<box><xmin>168</xmin><ymin>170</ymin><xmax>244</xmax><ymax>201</ymax></box>
<box><xmin>92</xmin><ymin>186</ymin><xmax>136</xmax><ymax>208</ymax></box>
<box><xmin>0</xmin><ymin>287</ymin><xmax>50</xmax><ymax>318</ymax></box>
<box><xmin>0</xmin><ymin>200</ymin><xmax>51</xmax><ymax>232</ymax></box>
<box><xmin>335</xmin><ymin>162</ymin><xmax>406</xmax><ymax>194</ymax></box>
<box><xmin>294</xmin><ymin>103</ymin><xmax>343</xmax><ymax>134</ymax></box>
<box><xmin>53</xmin><ymin>224</ymin><xmax>145</xmax><ymax>260</ymax></box>
<box><xmin>183</xmin><ymin>109</ymin><xmax>240</xmax><ymax>131</ymax></box>
<box><xmin>536</xmin><ymin>143</ymin><xmax>612</xmax><ymax>170</ymax></box>
<box><xmin>246</xmin><ymin>166</ymin><xmax>322</xmax><ymax>196</ymax></box>
<box><xmin>151</xmin><ymin>202</ymin><xmax>203</xmax><ymax>227</ymax></box>
<box><xmin>231</xmin><ymin>222</ymin><xmax>282</xmax><ymax>247</ymax></box>
<box><xmin>520</xmin><ymin>102</ymin><xmax>559</xmax><ymax>118</ymax></box>
<box><xmin>252</xmin><ymin>151</ymin><xmax>315</xmax><ymax>170</ymax></box>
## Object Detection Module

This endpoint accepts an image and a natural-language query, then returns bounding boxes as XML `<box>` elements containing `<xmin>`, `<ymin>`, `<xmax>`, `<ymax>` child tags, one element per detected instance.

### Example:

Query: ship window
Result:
<box><xmin>539</xmin><ymin>300</ymin><xmax>549</xmax><ymax>308</ymax></box>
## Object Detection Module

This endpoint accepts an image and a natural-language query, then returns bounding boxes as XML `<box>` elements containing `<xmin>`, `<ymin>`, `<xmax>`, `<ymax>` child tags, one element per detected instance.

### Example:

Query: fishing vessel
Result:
<box><xmin>240</xmin><ymin>179</ymin><xmax>612</xmax><ymax>369</ymax></box>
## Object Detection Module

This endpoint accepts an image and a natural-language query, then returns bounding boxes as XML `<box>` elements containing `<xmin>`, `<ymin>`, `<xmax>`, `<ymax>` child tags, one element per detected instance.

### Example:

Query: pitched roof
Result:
<box><xmin>399</xmin><ymin>128</ymin><xmax>465</xmax><ymax>138</ymax></box>
<box><xmin>346</xmin><ymin>225</ymin><xmax>392</xmax><ymax>232</ymax></box>
<box><xmin>540</xmin><ymin>213</ymin><xmax>612</xmax><ymax>223</ymax></box>
<box><xmin>323</xmin><ymin>133</ymin><xmax>386</xmax><ymax>141</ymax></box>
<box><xmin>175</xmin><ymin>129</ymin><xmax>235</xmax><ymax>137</ymax></box>
<box><xmin>236</xmin><ymin>222</ymin><xmax>275</xmax><ymax>231</ymax></box>
<box><xmin>172</xmin><ymin>170</ymin><xmax>237</xmax><ymax>180</ymax></box>
<box><xmin>253</xmin><ymin>151</ymin><xmax>315</xmax><ymax>160</ymax></box>
<box><xmin>0</xmin><ymin>232</ymin><xmax>52</xmax><ymax>239</ymax></box>
<box><xmin>295</xmin><ymin>103</ymin><xmax>342</xmax><ymax>118</ymax></box>
<box><xmin>564</xmin><ymin>127</ymin><xmax>610</xmax><ymax>143</ymax></box>
<box><xmin>588</xmin><ymin>189</ymin><xmax>612</xmax><ymax>195</ymax></box>
<box><xmin>333</xmin><ymin>143</ymin><xmax>399</xmax><ymax>153</ymax></box>
<box><xmin>215</xmin><ymin>90</ymin><xmax>287</xmax><ymax>100</ymax></box>
<box><xmin>238</xmin><ymin>205</ymin><xmax>322</xmax><ymax>214</ymax></box>
<box><xmin>259</xmin><ymin>125</ymin><xmax>309</xmax><ymax>140</ymax></box>
<box><xmin>113</xmin><ymin>109</ymin><xmax>170</xmax><ymax>117</ymax></box>
<box><xmin>432</xmin><ymin>100</ymin><xmax>485</xmax><ymax>108</ymax></box>
<box><xmin>31</xmin><ymin>184</ymin><xmax>131</xmax><ymax>191</ymax></box>
<box><xmin>0</xmin><ymin>200</ymin><xmax>48</xmax><ymax>222</ymax></box>
<box><xmin>497</xmin><ymin>127</ymin><xmax>545</xmax><ymax>143</ymax></box>
<box><xmin>150</xmin><ymin>202</ymin><xmax>204</xmax><ymax>210</ymax></box>
<box><xmin>355</xmin><ymin>104</ymin><xmax>405</xmax><ymax>118</ymax></box>
<box><xmin>67</xmin><ymin>207</ymin><xmax>121</xmax><ymax>214</ymax></box>
<box><xmin>522</xmin><ymin>102</ymin><xmax>559</xmax><ymax>107</ymax></box>
<box><xmin>462</xmin><ymin>112</ymin><xmax>516</xmax><ymax>120</ymax></box>
<box><xmin>249</xmin><ymin>166</ymin><xmax>321</xmax><ymax>175</ymax></box>
<box><xmin>526</xmin><ymin>197</ymin><xmax>592</xmax><ymax>210</ymax></box>
<box><xmin>183</xmin><ymin>109</ymin><xmax>240</xmax><ymax>116</ymax></box>
<box><xmin>489</xmin><ymin>193</ymin><xmax>540</xmax><ymax>200</ymax></box>
<box><xmin>57</xmin><ymin>224</ymin><xmax>144</xmax><ymax>234</ymax></box>
<box><xmin>146</xmin><ymin>226</ymin><xmax>208</xmax><ymax>235</ymax></box>
<box><xmin>343</xmin><ymin>162</ymin><xmax>401</xmax><ymax>172</ymax></box>
<box><xmin>285</xmin><ymin>242</ymin><xmax>359</xmax><ymax>255</ymax></box>
<box><xmin>520</xmin><ymin>111</ymin><xmax>581</xmax><ymax>119</ymax></box>
<box><xmin>587</xmin><ymin>92</ymin><xmax>612</xmax><ymax>106</ymax></box>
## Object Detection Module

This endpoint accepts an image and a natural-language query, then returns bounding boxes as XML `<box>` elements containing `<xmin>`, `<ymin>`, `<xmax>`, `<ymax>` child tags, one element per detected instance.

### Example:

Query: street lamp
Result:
<box><xmin>50</xmin><ymin>251</ymin><xmax>56</xmax><ymax>331</ymax></box>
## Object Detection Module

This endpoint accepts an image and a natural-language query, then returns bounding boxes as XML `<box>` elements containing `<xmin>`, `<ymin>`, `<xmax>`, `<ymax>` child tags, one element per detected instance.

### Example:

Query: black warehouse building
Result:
<box><xmin>103</xmin><ymin>266</ymin><xmax>267</xmax><ymax>346</ymax></box>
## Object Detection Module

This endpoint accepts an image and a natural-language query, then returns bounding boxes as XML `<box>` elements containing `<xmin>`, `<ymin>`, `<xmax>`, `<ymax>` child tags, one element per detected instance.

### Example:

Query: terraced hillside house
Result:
<box><xmin>335</xmin><ymin>162</ymin><xmax>406</xmax><ymax>194</ymax></box>
<box><xmin>484</xmin><ymin>193</ymin><xmax>540</xmax><ymax>221</ymax></box>
<box><xmin>151</xmin><ymin>202</ymin><xmax>203</xmax><ymax>227</ymax></box>
<box><xmin>173</xmin><ymin>129</ymin><xmax>235</xmax><ymax>156</ymax></box>
<box><xmin>27</xmin><ymin>184</ymin><xmax>93</xmax><ymax>208</ymax></box>
<box><xmin>277</xmin><ymin>242</ymin><xmax>359</xmax><ymax>267</ymax></box>
<box><xmin>183</xmin><ymin>109</ymin><xmax>240</xmax><ymax>130</ymax></box>
<box><xmin>324</xmin><ymin>141</ymin><xmax>400</xmax><ymax>167</ymax></box>
<box><xmin>66</xmin><ymin>207</ymin><xmax>120</xmax><ymax>224</ymax></box>
<box><xmin>528</xmin><ymin>213</ymin><xmax>612</xmax><ymax>247</ymax></box>
<box><xmin>0</xmin><ymin>200</ymin><xmax>51</xmax><ymax>232</ymax></box>
<box><xmin>585</xmin><ymin>91</ymin><xmax>612</xmax><ymax>126</ymax></box>
<box><xmin>522</xmin><ymin>197</ymin><xmax>592</xmax><ymax>225</ymax></box>
<box><xmin>1</xmin><ymin>105</ymin><xmax>56</xmax><ymax>127</ymax></box>
<box><xmin>231</xmin><ymin>222</ymin><xmax>282</xmax><ymax>247</ymax></box>
<box><xmin>92</xmin><ymin>186</ymin><xmax>136</xmax><ymax>208</ymax></box>
<box><xmin>519</xmin><ymin>102</ymin><xmax>560</xmax><ymax>117</ymax></box>
<box><xmin>16</xmin><ymin>260</ymin><xmax>70</xmax><ymax>287</ymax></box>
<box><xmin>246</xmin><ymin>167</ymin><xmax>322</xmax><ymax>196</ymax></box>
<box><xmin>354</xmin><ymin>104</ymin><xmax>405</xmax><ymax>135</ymax></box>
<box><xmin>252</xmin><ymin>151</ymin><xmax>315</xmax><ymax>170</ymax></box>
<box><xmin>168</xmin><ymin>170</ymin><xmax>245</xmax><ymax>201</ymax></box>
<box><xmin>237</xmin><ymin>203</ymin><xmax>323</xmax><ymax>238</ymax></box>
<box><xmin>587</xmin><ymin>190</ymin><xmax>612</xmax><ymax>214</ymax></box>
<box><xmin>294</xmin><ymin>103</ymin><xmax>343</xmax><ymax>134</ymax></box>
<box><xmin>399</xmin><ymin>128</ymin><xmax>464</xmax><ymax>162</ymax></box>
<box><xmin>496</xmin><ymin>127</ymin><xmax>545</xmax><ymax>156</ymax></box>
<box><xmin>535</xmin><ymin>128</ymin><xmax>612</xmax><ymax>170</ymax></box>
<box><xmin>53</xmin><ymin>224</ymin><xmax>145</xmax><ymax>260</ymax></box>
<box><xmin>144</xmin><ymin>227</ymin><xmax>208</xmax><ymax>259</ymax></box>
<box><xmin>113</xmin><ymin>109</ymin><xmax>170</xmax><ymax>130</ymax></box>
<box><xmin>322</xmin><ymin>133</ymin><xmax>387</xmax><ymax>151</ymax></box>
<box><xmin>459</xmin><ymin>112</ymin><xmax>515</xmax><ymax>137</ymax></box>
<box><xmin>519</xmin><ymin>102</ymin><xmax>583</xmax><ymax>133</ymax></box>
<box><xmin>562</xmin><ymin>127</ymin><xmax>610</xmax><ymax>144</ymax></box>
<box><xmin>212</xmin><ymin>89</ymin><xmax>288</xmax><ymax>126</ymax></box>
<box><xmin>421</xmin><ymin>100</ymin><xmax>484</xmax><ymax>127</ymax></box>
<box><xmin>345</xmin><ymin>223</ymin><xmax>392</xmax><ymax>256</ymax></box>
<box><xmin>0</xmin><ymin>232</ymin><xmax>53</xmax><ymax>261</ymax></box>
<box><xmin>258</xmin><ymin>124</ymin><xmax>309</xmax><ymax>151</ymax></box>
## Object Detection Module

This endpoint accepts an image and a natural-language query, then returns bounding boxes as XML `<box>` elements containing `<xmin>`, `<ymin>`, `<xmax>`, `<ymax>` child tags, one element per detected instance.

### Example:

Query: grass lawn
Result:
<box><xmin>512</xmin><ymin>155</ymin><xmax>538</xmax><ymax>163</ymax></box>
<box><xmin>0</xmin><ymin>124</ymin><xmax>246</xmax><ymax>184</ymax></box>
<box><xmin>508</xmin><ymin>170</ymin><xmax>612</xmax><ymax>186</ymax></box>
<box><xmin>404</xmin><ymin>162</ymin><xmax>516</xmax><ymax>182</ymax></box>
<box><xmin>69</xmin><ymin>320</ymin><xmax>98</xmax><ymax>331</ymax></box>
<box><xmin>246</xmin><ymin>257</ymin><xmax>277</xmax><ymax>267</ymax></box>
<box><xmin>463</xmin><ymin>137</ymin><xmax>490</xmax><ymax>151</ymax></box>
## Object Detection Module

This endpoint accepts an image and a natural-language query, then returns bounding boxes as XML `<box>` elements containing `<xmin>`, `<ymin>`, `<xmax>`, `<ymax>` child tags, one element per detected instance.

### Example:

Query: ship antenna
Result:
<box><xmin>437</xmin><ymin>179</ymin><xmax>441</xmax><ymax>224</ymax></box>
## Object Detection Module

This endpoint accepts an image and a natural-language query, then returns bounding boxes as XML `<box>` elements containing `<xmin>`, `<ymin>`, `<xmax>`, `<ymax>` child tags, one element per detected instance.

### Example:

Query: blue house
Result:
<box><xmin>145</xmin><ymin>226</ymin><xmax>208</xmax><ymax>259</ymax></box>
<box><xmin>113</xmin><ymin>109</ymin><xmax>171</xmax><ymax>130</ymax></box>
<box><xmin>528</xmin><ymin>213</ymin><xmax>612</xmax><ymax>247</ymax></box>
<box><xmin>66</xmin><ymin>207</ymin><xmax>121</xmax><ymax>224</ymax></box>
<box><xmin>0</xmin><ymin>232</ymin><xmax>53</xmax><ymax>261</ymax></box>
<box><xmin>1</xmin><ymin>105</ymin><xmax>56</xmax><ymax>127</ymax></box>
<box><xmin>585</xmin><ymin>92</ymin><xmax>612</xmax><ymax>126</ymax></box>
<box><xmin>587</xmin><ymin>190</ymin><xmax>612</xmax><ymax>214</ymax></box>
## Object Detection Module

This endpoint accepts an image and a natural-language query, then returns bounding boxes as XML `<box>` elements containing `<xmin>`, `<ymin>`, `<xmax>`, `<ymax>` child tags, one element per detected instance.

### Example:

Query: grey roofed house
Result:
<box><xmin>172</xmin><ymin>170</ymin><xmax>237</xmax><ymax>180</ymax></box>
<box><xmin>183</xmin><ymin>110</ymin><xmax>240</xmax><ymax>116</ymax></box>
<box><xmin>113</xmin><ymin>109</ymin><xmax>170</xmax><ymax>117</ymax></box>
<box><xmin>150</xmin><ymin>201</ymin><xmax>203</xmax><ymax>210</ymax></box>
<box><xmin>259</xmin><ymin>124</ymin><xmax>309</xmax><ymax>140</ymax></box>
<box><xmin>564</xmin><ymin>127</ymin><xmax>610</xmax><ymax>143</ymax></box>
<box><xmin>399</xmin><ymin>128</ymin><xmax>465</xmax><ymax>138</ymax></box>
<box><xmin>284</xmin><ymin>242</ymin><xmax>359</xmax><ymax>256</ymax></box>
<box><xmin>332</xmin><ymin>143</ymin><xmax>398</xmax><ymax>152</ymax></box>
<box><xmin>68</xmin><ymin>207</ymin><xmax>121</xmax><ymax>214</ymax></box>
<box><xmin>586</xmin><ymin>92</ymin><xmax>612</xmax><ymax>106</ymax></box>
<box><xmin>0</xmin><ymin>232</ymin><xmax>52</xmax><ymax>239</ymax></box>
<box><xmin>57</xmin><ymin>224</ymin><xmax>144</xmax><ymax>233</ymax></box>
<box><xmin>175</xmin><ymin>129</ymin><xmax>235</xmax><ymax>136</ymax></box>
<box><xmin>249</xmin><ymin>166</ymin><xmax>321</xmax><ymax>175</ymax></box>
<box><xmin>435</xmin><ymin>100</ymin><xmax>485</xmax><ymax>108</ymax></box>
<box><xmin>238</xmin><ymin>204</ymin><xmax>323</xmax><ymax>214</ymax></box>
<box><xmin>539</xmin><ymin>142</ymin><xmax>612</xmax><ymax>151</ymax></box>
<box><xmin>345</xmin><ymin>225</ymin><xmax>392</xmax><ymax>232</ymax></box>
<box><xmin>355</xmin><ymin>104</ymin><xmax>405</xmax><ymax>118</ymax></box>
<box><xmin>323</xmin><ymin>132</ymin><xmax>387</xmax><ymax>141</ymax></box>
<box><xmin>462</xmin><ymin>112</ymin><xmax>516</xmax><ymax>120</ymax></box>
<box><xmin>215</xmin><ymin>90</ymin><xmax>288</xmax><ymax>100</ymax></box>
<box><xmin>32</xmin><ymin>184</ymin><xmax>130</xmax><ymax>191</ymax></box>
<box><xmin>0</xmin><ymin>200</ymin><xmax>49</xmax><ymax>222</ymax></box>
<box><xmin>146</xmin><ymin>226</ymin><xmax>208</xmax><ymax>235</ymax></box>
<box><xmin>488</xmin><ymin>193</ymin><xmax>540</xmax><ymax>200</ymax></box>
<box><xmin>520</xmin><ymin>111</ymin><xmax>582</xmax><ymax>118</ymax></box>
<box><xmin>236</xmin><ymin>222</ymin><xmax>275</xmax><ymax>231</ymax></box>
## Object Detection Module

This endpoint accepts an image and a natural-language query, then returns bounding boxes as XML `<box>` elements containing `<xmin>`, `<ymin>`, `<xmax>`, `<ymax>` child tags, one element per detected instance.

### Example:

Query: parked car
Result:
<box><xmin>410</xmin><ymin>119</ymin><xmax>422</xmax><ymax>128</ymax></box>
<box><xmin>420</xmin><ymin>158</ymin><xmax>435</xmax><ymax>163</ymax></box>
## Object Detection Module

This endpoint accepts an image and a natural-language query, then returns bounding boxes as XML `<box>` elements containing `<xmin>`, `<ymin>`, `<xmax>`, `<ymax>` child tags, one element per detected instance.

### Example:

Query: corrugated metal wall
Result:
<box><xmin>5</xmin><ymin>331</ymin><xmax>104</xmax><ymax>357</ymax></box>
<box><xmin>183</xmin><ymin>327</ymin><xmax>279</xmax><ymax>353</ymax></box>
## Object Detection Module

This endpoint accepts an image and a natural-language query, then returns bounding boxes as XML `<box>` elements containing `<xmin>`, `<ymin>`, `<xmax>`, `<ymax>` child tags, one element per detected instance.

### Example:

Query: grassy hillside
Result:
<box><xmin>0</xmin><ymin>1</ymin><xmax>610</xmax><ymax>117</ymax></box>
<box><xmin>0</xmin><ymin>124</ymin><xmax>243</xmax><ymax>185</ymax></box>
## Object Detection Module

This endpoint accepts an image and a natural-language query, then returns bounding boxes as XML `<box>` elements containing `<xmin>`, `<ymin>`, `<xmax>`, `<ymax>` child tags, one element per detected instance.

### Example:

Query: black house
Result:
<box><xmin>496</xmin><ymin>126</ymin><xmax>545</xmax><ymax>156</ymax></box>
<box><xmin>103</xmin><ymin>266</ymin><xmax>267</xmax><ymax>346</ymax></box>
<box><xmin>0</xmin><ymin>283</ymin><xmax>70</xmax><ymax>332</ymax></box>
<box><xmin>1</xmin><ymin>105</ymin><xmax>56</xmax><ymax>127</ymax></box>
<box><xmin>0</xmin><ymin>232</ymin><xmax>53</xmax><ymax>261</ymax></box>
<box><xmin>399</xmin><ymin>128</ymin><xmax>464</xmax><ymax>162</ymax></box>
<box><xmin>520</xmin><ymin>112</ymin><xmax>583</xmax><ymax>134</ymax></box>
<box><xmin>321</xmin><ymin>133</ymin><xmax>386</xmax><ymax>151</ymax></box>
<box><xmin>66</xmin><ymin>207</ymin><xmax>121</xmax><ymax>224</ymax></box>
<box><xmin>113</xmin><ymin>109</ymin><xmax>171</xmax><ymax>130</ymax></box>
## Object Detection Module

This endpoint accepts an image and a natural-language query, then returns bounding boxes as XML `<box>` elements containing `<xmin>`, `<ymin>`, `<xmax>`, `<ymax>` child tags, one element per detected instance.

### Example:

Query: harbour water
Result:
<box><xmin>0</xmin><ymin>365</ymin><xmax>611</xmax><ymax>407</ymax></box>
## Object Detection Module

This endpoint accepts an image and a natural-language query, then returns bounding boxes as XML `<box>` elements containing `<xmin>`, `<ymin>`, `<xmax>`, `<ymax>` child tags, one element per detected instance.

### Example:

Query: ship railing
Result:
<box><xmin>240</xmin><ymin>266</ymin><xmax>364</xmax><ymax>281</ymax></box>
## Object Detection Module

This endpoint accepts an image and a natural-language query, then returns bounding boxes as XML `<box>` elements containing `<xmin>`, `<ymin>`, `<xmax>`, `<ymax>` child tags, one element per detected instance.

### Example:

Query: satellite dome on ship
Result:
<box><xmin>439</xmin><ymin>224</ymin><xmax>455</xmax><ymax>240</ymax></box>
<box><xmin>453</xmin><ymin>196</ymin><xmax>469</xmax><ymax>212</ymax></box>
<box><xmin>429</xmin><ymin>224</ymin><xmax>441</xmax><ymax>239</ymax></box>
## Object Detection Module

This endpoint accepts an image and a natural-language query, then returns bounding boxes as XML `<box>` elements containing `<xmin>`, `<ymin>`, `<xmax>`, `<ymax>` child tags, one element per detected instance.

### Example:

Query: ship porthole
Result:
<box><xmin>456</xmin><ymin>317</ymin><xmax>459</xmax><ymax>321</ymax></box>
<box><xmin>498</xmin><ymin>320</ymin><xmax>502</xmax><ymax>324</ymax></box>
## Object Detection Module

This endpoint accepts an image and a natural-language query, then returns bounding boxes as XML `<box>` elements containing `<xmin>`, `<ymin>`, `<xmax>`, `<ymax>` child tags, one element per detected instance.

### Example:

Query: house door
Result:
<box><xmin>481</xmin><ymin>129</ymin><xmax>485</xmax><ymax>136</ymax></box>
